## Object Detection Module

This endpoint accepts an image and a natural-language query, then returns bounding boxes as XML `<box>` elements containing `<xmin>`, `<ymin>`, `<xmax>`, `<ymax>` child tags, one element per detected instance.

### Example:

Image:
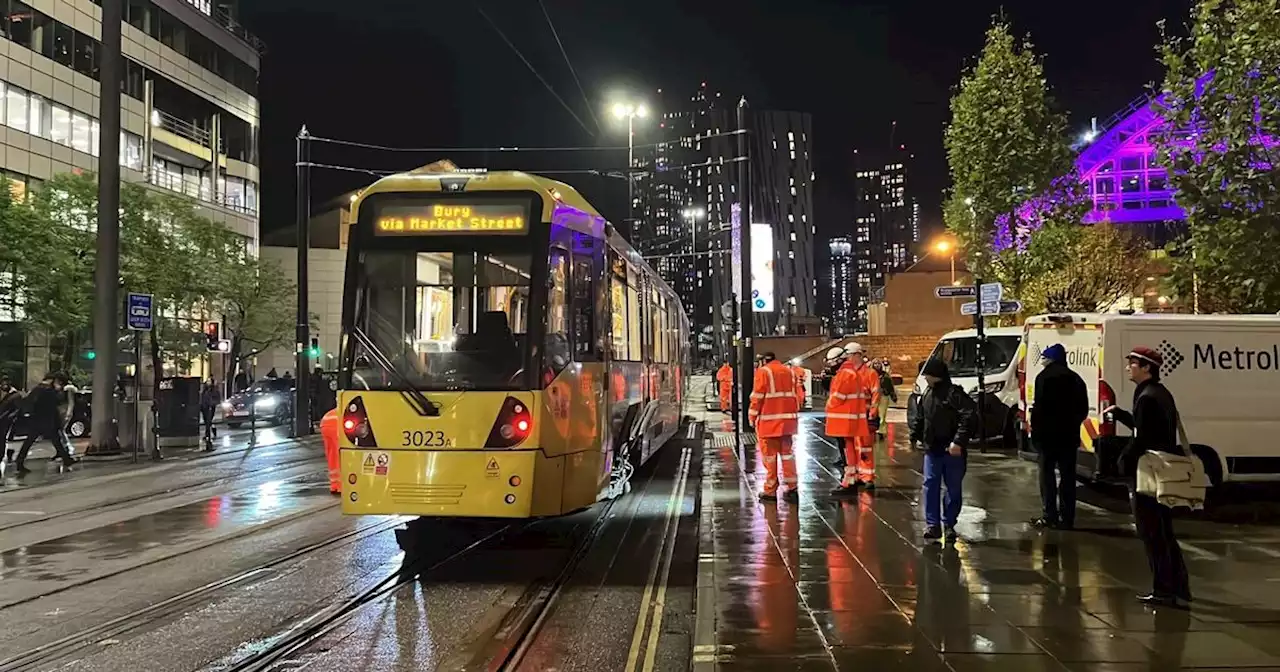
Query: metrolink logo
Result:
<box><xmin>1191</xmin><ymin>342</ymin><xmax>1280</xmax><ymax>372</ymax></box>
<box><xmin>1030</xmin><ymin>344</ymin><xmax>1098</xmax><ymax>367</ymax></box>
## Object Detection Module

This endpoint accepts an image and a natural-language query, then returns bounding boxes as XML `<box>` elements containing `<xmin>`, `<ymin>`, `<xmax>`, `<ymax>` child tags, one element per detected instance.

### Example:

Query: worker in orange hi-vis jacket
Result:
<box><xmin>790</xmin><ymin>362</ymin><xmax>807</xmax><ymax>408</ymax></box>
<box><xmin>716</xmin><ymin>360</ymin><xmax>734</xmax><ymax>413</ymax></box>
<box><xmin>825</xmin><ymin>342</ymin><xmax>881</xmax><ymax>496</ymax></box>
<box><xmin>748</xmin><ymin>352</ymin><xmax>801</xmax><ymax>503</ymax></box>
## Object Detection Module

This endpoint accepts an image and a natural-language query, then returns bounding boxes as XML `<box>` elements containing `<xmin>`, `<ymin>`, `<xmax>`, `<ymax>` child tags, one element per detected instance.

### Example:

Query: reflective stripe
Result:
<box><xmin>749</xmin><ymin>392</ymin><xmax>765</xmax><ymax>400</ymax></box>
<box><xmin>780</xmin><ymin>454</ymin><xmax>795</xmax><ymax>461</ymax></box>
<box><xmin>826</xmin><ymin>413</ymin><xmax>867</xmax><ymax>420</ymax></box>
<box><xmin>757</xmin><ymin>413</ymin><xmax>798</xmax><ymax>421</ymax></box>
<box><xmin>764</xmin><ymin>367</ymin><xmax>777</xmax><ymax>394</ymax></box>
<box><xmin>763</xmin><ymin>392</ymin><xmax>794</xmax><ymax>399</ymax></box>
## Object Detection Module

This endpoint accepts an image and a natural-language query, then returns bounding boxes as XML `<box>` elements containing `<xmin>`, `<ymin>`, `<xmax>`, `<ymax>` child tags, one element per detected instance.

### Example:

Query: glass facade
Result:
<box><xmin>0</xmin><ymin>0</ymin><xmax>260</xmax><ymax>95</ymax></box>
<box><xmin>0</xmin><ymin>78</ymin><xmax>144</xmax><ymax>170</ymax></box>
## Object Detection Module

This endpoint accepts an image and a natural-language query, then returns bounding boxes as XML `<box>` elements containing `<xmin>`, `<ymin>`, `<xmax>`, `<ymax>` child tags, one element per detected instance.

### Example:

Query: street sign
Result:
<box><xmin>126</xmin><ymin>292</ymin><xmax>153</xmax><ymax>331</ymax></box>
<box><xmin>935</xmin><ymin>285</ymin><xmax>976</xmax><ymax>299</ymax></box>
<box><xmin>980</xmin><ymin>282</ymin><xmax>1003</xmax><ymax>303</ymax></box>
<box><xmin>999</xmin><ymin>300</ymin><xmax>1023</xmax><ymax>314</ymax></box>
<box><xmin>977</xmin><ymin>300</ymin><xmax>1023</xmax><ymax>316</ymax></box>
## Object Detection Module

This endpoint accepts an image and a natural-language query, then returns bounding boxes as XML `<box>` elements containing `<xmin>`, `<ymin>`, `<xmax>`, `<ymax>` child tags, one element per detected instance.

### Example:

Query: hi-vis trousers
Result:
<box><xmin>759</xmin><ymin>436</ymin><xmax>798</xmax><ymax>495</ymax></box>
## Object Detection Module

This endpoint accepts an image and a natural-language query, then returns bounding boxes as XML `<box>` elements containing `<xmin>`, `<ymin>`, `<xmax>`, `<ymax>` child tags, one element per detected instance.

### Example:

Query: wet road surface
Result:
<box><xmin>693</xmin><ymin>410</ymin><xmax>1280</xmax><ymax>671</ymax></box>
<box><xmin>6</xmin><ymin>404</ymin><xmax>1280</xmax><ymax>671</ymax></box>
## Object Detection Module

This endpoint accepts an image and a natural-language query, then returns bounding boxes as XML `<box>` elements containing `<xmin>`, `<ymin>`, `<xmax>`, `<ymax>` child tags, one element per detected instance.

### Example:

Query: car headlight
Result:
<box><xmin>982</xmin><ymin>382</ymin><xmax>1005</xmax><ymax>394</ymax></box>
<box><xmin>255</xmin><ymin>397</ymin><xmax>278</xmax><ymax>409</ymax></box>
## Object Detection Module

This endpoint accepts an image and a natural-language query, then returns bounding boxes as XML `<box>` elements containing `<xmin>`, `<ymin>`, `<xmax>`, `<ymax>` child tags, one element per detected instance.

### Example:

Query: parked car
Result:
<box><xmin>5</xmin><ymin>388</ymin><xmax>93</xmax><ymax>440</ymax></box>
<box><xmin>221</xmin><ymin>378</ymin><xmax>295</xmax><ymax>428</ymax></box>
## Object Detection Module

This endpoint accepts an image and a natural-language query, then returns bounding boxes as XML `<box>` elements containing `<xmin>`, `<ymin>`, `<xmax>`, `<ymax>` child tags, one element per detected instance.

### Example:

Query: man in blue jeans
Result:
<box><xmin>908</xmin><ymin>359</ymin><xmax>976</xmax><ymax>542</ymax></box>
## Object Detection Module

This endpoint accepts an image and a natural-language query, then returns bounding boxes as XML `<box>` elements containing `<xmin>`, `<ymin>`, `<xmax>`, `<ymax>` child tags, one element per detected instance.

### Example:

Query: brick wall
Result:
<box><xmin>756</xmin><ymin>333</ymin><xmax>943</xmax><ymax>378</ymax></box>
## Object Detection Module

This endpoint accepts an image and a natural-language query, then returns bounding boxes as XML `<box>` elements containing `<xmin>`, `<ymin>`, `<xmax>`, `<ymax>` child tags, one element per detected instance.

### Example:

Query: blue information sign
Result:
<box><xmin>126</xmin><ymin>292</ymin><xmax>153</xmax><ymax>331</ymax></box>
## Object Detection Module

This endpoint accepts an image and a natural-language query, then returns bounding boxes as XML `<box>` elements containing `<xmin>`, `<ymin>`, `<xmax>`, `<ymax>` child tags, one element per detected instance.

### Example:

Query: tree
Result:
<box><xmin>38</xmin><ymin>172</ymin><xmax>240</xmax><ymax>387</ymax></box>
<box><xmin>1026</xmin><ymin>223</ymin><xmax>1154</xmax><ymax>313</ymax></box>
<box><xmin>944</xmin><ymin>18</ymin><xmax>1078</xmax><ymax>299</ymax></box>
<box><xmin>220</xmin><ymin>253</ymin><xmax>299</xmax><ymax>384</ymax></box>
<box><xmin>1155</xmin><ymin>0</ymin><xmax>1280</xmax><ymax>313</ymax></box>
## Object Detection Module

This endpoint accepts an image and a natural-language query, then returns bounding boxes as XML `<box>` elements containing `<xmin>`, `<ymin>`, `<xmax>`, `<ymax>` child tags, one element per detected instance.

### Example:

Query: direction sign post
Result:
<box><xmin>123</xmin><ymin>292</ymin><xmax>152</xmax><ymax>464</ymax></box>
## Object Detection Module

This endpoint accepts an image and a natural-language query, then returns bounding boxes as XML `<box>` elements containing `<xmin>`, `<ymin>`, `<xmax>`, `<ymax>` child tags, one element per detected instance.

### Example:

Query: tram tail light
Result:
<box><xmin>486</xmin><ymin>396</ymin><xmax>534</xmax><ymax>448</ymax></box>
<box><xmin>342</xmin><ymin>396</ymin><xmax>378</xmax><ymax>447</ymax></box>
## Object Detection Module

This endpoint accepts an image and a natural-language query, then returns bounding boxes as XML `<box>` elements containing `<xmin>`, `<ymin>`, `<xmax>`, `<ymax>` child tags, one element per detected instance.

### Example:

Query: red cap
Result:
<box><xmin>1127</xmin><ymin>346</ymin><xmax>1163</xmax><ymax>368</ymax></box>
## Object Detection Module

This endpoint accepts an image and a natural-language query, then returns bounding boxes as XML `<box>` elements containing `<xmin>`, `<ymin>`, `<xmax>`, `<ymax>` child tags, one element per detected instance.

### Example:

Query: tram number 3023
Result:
<box><xmin>401</xmin><ymin>430</ymin><xmax>450</xmax><ymax>448</ymax></box>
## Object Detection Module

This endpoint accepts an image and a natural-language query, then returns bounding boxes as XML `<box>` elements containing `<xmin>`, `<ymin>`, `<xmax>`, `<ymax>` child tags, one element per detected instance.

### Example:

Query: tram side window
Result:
<box><xmin>545</xmin><ymin>247</ymin><xmax>571</xmax><ymax>373</ymax></box>
<box><xmin>652</xmin><ymin>292</ymin><xmax>666</xmax><ymax>364</ymax></box>
<box><xmin>610</xmin><ymin>274</ymin><xmax>628</xmax><ymax>360</ymax></box>
<box><xmin>571</xmin><ymin>253</ymin><xmax>598</xmax><ymax>361</ymax></box>
<box><xmin>626</xmin><ymin>267</ymin><xmax>642</xmax><ymax>362</ymax></box>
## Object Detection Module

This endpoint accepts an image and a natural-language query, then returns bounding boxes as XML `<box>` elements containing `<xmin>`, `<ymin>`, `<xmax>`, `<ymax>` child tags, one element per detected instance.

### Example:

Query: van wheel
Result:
<box><xmin>1190</xmin><ymin>445</ymin><xmax>1224</xmax><ymax>486</ymax></box>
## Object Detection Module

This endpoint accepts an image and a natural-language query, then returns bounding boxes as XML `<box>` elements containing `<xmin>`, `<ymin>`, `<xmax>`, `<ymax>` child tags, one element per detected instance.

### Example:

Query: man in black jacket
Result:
<box><xmin>0</xmin><ymin>378</ymin><xmax>22</xmax><ymax>463</ymax></box>
<box><xmin>12</xmin><ymin>373</ymin><xmax>77</xmax><ymax>475</ymax></box>
<box><xmin>1030</xmin><ymin>343</ymin><xmax>1090</xmax><ymax>530</ymax></box>
<box><xmin>909</xmin><ymin>359</ymin><xmax>975</xmax><ymax>542</ymax></box>
<box><xmin>1103</xmin><ymin>346</ymin><xmax>1190</xmax><ymax>609</ymax></box>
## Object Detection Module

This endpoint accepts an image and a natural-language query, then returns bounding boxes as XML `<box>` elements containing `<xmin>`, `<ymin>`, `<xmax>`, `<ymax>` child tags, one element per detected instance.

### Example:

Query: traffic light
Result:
<box><xmin>85</xmin><ymin>350</ymin><xmax>96</xmax><ymax>360</ymax></box>
<box><xmin>205</xmin><ymin>322</ymin><xmax>221</xmax><ymax>351</ymax></box>
<box><xmin>308</xmin><ymin>337</ymin><xmax>321</xmax><ymax>359</ymax></box>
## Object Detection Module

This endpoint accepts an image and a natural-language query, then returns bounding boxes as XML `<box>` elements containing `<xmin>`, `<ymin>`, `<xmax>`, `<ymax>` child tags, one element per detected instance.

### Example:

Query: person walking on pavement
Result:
<box><xmin>826</xmin><ymin>342</ymin><xmax>880</xmax><ymax>496</ymax></box>
<box><xmin>1102</xmin><ymin>346</ymin><xmax>1191</xmax><ymax>608</ymax></box>
<box><xmin>872</xmin><ymin>359</ymin><xmax>897</xmax><ymax>439</ymax></box>
<box><xmin>12</xmin><ymin>373</ymin><xmax>78</xmax><ymax>476</ymax></box>
<box><xmin>0</xmin><ymin>378</ymin><xmax>22</xmax><ymax>464</ymax></box>
<box><xmin>199</xmin><ymin>378</ymin><xmax>221</xmax><ymax>450</ymax></box>
<box><xmin>715</xmin><ymin>360</ymin><xmax>733</xmax><ymax>413</ymax></box>
<box><xmin>909</xmin><ymin>359</ymin><xmax>975</xmax><ymax>542</ymax></box>
<box><xmin>748</xmin><ymin>352</ymin><xmax>801</xmax><ymax>503</ymax></box>
<box><xmin>1030</xmin><ymin>344</ymin><xmax>1089</xmax><ymax>530</ymax></box>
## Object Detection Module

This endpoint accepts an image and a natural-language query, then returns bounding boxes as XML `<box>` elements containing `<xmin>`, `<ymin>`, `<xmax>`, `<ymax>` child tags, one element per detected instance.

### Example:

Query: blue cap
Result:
<box><xmin>1041</xmin><ymin>343</ymin><xmax>1066</xmax><ymax>363</ymax></box>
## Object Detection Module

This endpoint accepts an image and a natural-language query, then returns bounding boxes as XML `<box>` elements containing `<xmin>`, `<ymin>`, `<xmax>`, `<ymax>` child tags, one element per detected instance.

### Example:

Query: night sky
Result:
<box><xmin>241</xmin><ymin>0</ymin><xmax>1190</xmax><ymax>245</ymax></box>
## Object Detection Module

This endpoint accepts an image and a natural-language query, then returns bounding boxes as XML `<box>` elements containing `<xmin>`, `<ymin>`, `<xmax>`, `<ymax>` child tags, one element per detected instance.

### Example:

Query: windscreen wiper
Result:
<box><xmin>351</xmin><ymin>326</ymin><xmax>440</xmax><ymax>417</ymax></box>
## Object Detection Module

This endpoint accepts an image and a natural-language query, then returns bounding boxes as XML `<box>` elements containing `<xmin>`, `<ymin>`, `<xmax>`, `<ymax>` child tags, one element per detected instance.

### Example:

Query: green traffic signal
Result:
<box><xmin>85</xmin><ymin>351</ymin><xmax>96</xmax><ymax>360</ymax></box>
<box><xmin>308</xmin><ymin>347</ymin><xmax>321</xmax><ymax>359</ymax></box>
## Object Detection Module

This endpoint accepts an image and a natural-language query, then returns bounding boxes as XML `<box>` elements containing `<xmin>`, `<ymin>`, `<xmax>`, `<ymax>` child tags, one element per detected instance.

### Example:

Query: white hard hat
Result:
<box><xmin>825</xmin><ymin>347</ymin><xmax>845</xmax><ymax>362</ymax></box>
<box><xmin>844</xmin><ymin>342</ymin><xmax>864</xmax><ymax>355</ymax></box>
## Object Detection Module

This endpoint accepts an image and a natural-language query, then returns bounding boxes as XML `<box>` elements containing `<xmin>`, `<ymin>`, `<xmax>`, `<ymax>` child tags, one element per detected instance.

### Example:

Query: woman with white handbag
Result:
<box><xmin>1102</xmin><ymin>346</ymin><xmax>1192</xmax><ymax>610</ymax></box>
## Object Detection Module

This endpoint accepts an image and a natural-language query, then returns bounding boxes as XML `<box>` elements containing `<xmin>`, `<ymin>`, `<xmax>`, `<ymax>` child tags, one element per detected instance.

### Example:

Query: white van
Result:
<box><xmin>1020</xmin><ymin>313</ymin><xmax>1280</xmax><ymax>484</ymax></box>
<box><xmin>909</xmin><ymin>326</ymin><xmax>1024</xmax><ymax>446</ymax></box>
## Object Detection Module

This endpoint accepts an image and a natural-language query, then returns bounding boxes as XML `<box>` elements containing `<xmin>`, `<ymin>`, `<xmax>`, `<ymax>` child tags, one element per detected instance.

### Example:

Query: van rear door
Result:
<box><xmin>1024</xmin><ymin>318</ymin><xmax>1104</xmax><ymax>451</ymax></box>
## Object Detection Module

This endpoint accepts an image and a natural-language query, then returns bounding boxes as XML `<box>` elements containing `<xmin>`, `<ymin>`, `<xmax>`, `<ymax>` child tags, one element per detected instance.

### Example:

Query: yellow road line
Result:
<box><xmin>641</xmin><ymin>444</ymin><xmax>693</xmax><ymax>672</ymax></box>
<box><xmin>624</xmin><ymin>445</ymin><xmax>691</xmax><ymax>672</ymax></box>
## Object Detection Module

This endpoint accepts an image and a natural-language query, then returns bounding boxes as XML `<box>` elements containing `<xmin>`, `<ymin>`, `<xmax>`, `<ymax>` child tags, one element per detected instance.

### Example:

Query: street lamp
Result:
<box><xmin>932</xmin><ymin>238</ymin><xmax>956</xmax><ymax>285</ymax></box>
<box><xmin>610</xmin><ymin>99</ymin><xmax>648</xmax><ymax>236</ymax></box>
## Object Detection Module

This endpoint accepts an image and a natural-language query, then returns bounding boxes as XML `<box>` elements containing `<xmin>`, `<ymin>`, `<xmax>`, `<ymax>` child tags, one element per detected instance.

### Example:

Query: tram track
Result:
<box><xmin>215</xmin><ymin>521</ymin><xmax>517</xmax><ymax>672</ymax></box>
<box><xmin>0</xmin><ymin>514</ymin><xmax>408</xmax><ymax>672</ymax></box>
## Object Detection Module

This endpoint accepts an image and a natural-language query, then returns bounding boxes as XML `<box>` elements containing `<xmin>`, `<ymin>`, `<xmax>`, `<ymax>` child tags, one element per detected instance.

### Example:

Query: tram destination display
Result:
<box><xmin>374</xmin><ymin>202</ymin><xmax>528</xmax><ymax>235</ymax></box>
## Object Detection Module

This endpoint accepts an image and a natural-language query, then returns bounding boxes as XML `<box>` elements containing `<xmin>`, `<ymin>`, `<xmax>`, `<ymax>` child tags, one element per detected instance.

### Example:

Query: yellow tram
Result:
<box><xmin>337</xmin><ymin>163</ymin><xmax>690</xmax><ymax>529</ymax></box>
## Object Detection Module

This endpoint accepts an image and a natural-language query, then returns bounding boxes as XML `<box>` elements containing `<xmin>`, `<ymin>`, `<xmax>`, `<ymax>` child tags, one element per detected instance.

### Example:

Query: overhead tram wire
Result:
<box><xmin>296</xmin><ymin>160</ymin><xmax>630</xmax><ymax>180</ymax></box>
<box><xmin>538</xmin><ymin>0</ymin><xmax>599</xmax><ymax>134</ymax></box>
<box><xmin>304</xmin><ymin>128</ymin><xmax>745</xmax><ymax>154</ymax></box>
<box><xmin>471</xmin><ymin>0</ymin><xmax>593</xmax><ymax>137</ymax></box>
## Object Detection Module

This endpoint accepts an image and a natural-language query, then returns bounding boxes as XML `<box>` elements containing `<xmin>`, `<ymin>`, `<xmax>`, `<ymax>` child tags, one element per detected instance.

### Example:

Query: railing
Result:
<box><xmin>211</xmin><ymin>5</ymin><xmax>267</xmax><ymax>54</ymax></box>
<box><xmin>153</xmin><ymin>109</ymin><xmax>213</xmax><ymax>149</ymax></box>
<box><xmin>147</xmin><ymin>165</ymin><xmax>256</xmax><ymax>216</ymax></box>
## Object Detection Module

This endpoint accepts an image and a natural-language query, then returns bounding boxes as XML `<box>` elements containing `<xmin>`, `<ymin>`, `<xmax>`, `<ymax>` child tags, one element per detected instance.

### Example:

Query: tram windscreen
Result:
<box><xmin>350</xmin><ymin>250</ymin><xmax>533</xmax><ymax>391</ymax></box>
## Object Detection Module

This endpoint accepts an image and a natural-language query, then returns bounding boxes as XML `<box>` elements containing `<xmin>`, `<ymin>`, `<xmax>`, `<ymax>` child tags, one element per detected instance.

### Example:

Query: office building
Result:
<box><xmin>0</xmin><ymin>0</ymin><xmax>261</xmax><ymax>386</ymax></box>
<box><xmin>827</xmin><ymin>236</ymin><xmax>854</xmax><ymax>335</ymax></box>
<box><xmin>634</xmin><ymin>83</ymin><xmax>819</xmax><ymax>362</ymax></box>
<box><xmin>847</xmin><ymin>151</ymin><xmax>919</xmax><ymax>333</ymax></box>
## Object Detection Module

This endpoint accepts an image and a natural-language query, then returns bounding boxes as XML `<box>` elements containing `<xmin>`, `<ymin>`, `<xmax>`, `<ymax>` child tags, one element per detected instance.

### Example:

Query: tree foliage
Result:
<box><xmin>222</xmin><ymin>253</ymin><xmax>299</xmax><ymax>381</ymax></box>
<box><xmin>944</xmin><ymin>18</ymin><xmax>1078</xmax><ymax>298</ymax></box>
<box><xmin>1155</xmin><ymin>0</ymin><xmax>1280</xmax><ymax>313</ymax></box>
<box><xmin>1</xmin><ymin>171</ymin><xmax>297</xmax><ymax>387</ymax></box>
<box><xmin>1025</xmin><ymin>223</ymin><xmax>1154</xmax><ymax>313</ymax></box>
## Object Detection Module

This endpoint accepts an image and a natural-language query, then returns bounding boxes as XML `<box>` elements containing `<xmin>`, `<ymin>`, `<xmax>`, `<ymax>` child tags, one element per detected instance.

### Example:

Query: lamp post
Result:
<box><xmin>933</xmin><ymin>238</ymin><xmax>955</xmax><ymax>285</ymax></box>
<box><xmin>610</xmin><ymin>100</ymin><xmax>648</xmax><ymax>240</ymax></box>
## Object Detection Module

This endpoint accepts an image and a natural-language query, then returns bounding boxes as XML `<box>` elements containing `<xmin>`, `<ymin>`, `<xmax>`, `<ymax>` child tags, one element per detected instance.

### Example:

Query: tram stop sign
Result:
<box><xmin>126</xmin><ymin>293</ymin><xmax>153</xmax><ymax>331</ymax></box>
